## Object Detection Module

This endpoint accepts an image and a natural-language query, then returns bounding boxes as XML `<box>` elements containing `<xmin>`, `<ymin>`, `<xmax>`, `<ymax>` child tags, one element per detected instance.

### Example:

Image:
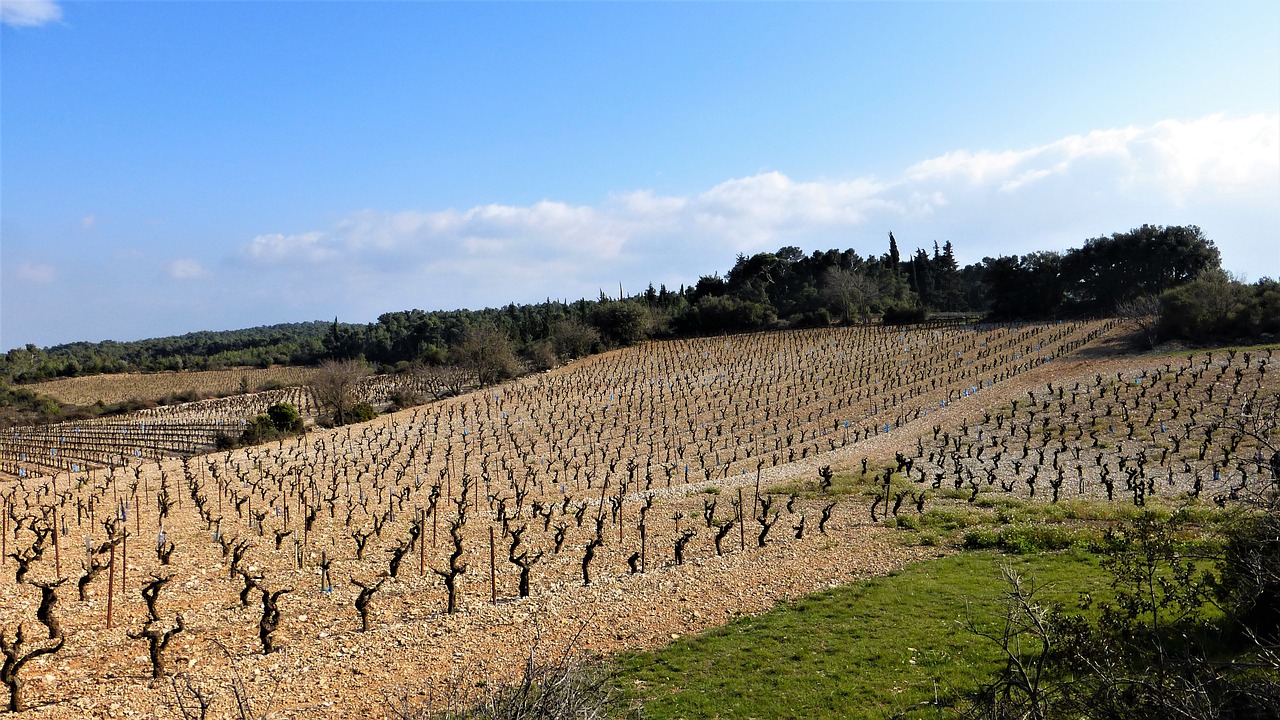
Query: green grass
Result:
<box><xmin>961</xmin><ymin>522</ymin><xmax>1095</xmax><ymax>554</ymax></box>
<box><xmin>613</xmin><ymin>551</ymin><xmax>1111</xmax><ymax>719</ymax></box>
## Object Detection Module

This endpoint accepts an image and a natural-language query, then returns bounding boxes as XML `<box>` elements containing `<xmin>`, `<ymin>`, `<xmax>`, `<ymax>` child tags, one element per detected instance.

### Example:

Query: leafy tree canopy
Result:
<box><xmin>1</xmin><ymin>225</ymin><xmax>1257</xmax><ymax>386</ymax></box>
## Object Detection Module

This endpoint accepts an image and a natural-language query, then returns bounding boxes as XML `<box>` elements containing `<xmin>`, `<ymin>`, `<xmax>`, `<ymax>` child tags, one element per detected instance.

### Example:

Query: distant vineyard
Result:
<box><xmin>29</xmin><ymin>367</ymin><xmax>321</xmax><ymax>406</ymax></box>
<box><xmin>0</xmin><ymin>387</ymin><xmax>317</xmax><ymax>478</ymax></box>
<box><xmin>3</xmin><ymin>370</ymin><xmax>482</xmax><ymax>479</ymax></box>
<box><xmin>1</xmin><ymin>322</ymin><xmax>1115</xmax><ymax>482</ymax></box>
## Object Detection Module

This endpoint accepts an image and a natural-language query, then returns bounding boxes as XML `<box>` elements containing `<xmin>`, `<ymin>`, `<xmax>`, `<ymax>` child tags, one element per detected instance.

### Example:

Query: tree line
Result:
<box><xmin>2</xmin><ymin>223</ymin><xmax>1268</xmax><ymax>386</ymax></box>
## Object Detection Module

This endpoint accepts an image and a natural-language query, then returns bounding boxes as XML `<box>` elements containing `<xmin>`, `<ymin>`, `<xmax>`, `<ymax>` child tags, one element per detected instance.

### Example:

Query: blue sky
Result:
<box><xmin>2</xmin><ymin>1</ymin><xmax>1277</xmax><ymax>349</ymax></box>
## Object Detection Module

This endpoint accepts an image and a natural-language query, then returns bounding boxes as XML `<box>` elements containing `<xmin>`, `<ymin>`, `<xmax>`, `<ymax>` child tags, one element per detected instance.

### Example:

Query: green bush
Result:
<box><xmin>266</xmin><ymin>402</ymin><xmax>303</xmax><ymax>432</ymax></box>
<box><xmin>893</xmin><ymin>515</ymin><xmax>920</xmax><ymax>531</ymax></box>
<box><xmin>239</xmin><ymin>414</ymin><xmax>279</xmax><ymax>446</ymax></box>
<box><xmin>964</xmin><ymin>511</ymin><xmax>1279</xmax><ymax>720</ymax></box>
<box><xmin>1158</xmin><ymin>271</ymin><xmax>1280</xmax><ymax>342</ymax></box>
<box><xmin>678</xmin><ymin>295</ymin><xmax>777</xmax><ymax>334</ymax></box>
<box><xmin>963</xmin><ymin>524</ymin><xmax>1088</xmax><ymax>554</ymax></box>
<box><xmin>882</xmin><ymin>305</ymin><xmax>929</xmax><ymax>326</ymax></box>
<box><xmin>963</xmin><ymin>528</ymin><xmax>1002</xmax><ymax>550</ymax></box>
<box><xmin>212</xmin><ymin>403</ymin><xmax>305</xmax><ymax>449</ymax></box>
<box><xmin>350</xmin><ymin>402</ymin><xmax>378</xmax><ymax>423</ymax></box>
<box><xmin>920</xmin><ymin>507</ymin><xmax>983</xmax><ymax>531</ymax></box>
<box><xmin>791</xmin><ymin>308</ymin><xmax>833</xmax><ymax>328</ymax></box>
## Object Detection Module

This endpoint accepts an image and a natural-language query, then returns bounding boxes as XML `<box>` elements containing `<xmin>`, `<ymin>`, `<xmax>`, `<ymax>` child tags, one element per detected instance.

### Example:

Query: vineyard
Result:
<box><xmin>0</xmin><ymin>370</ymin><xmax>444</xmax><ymax>480</ymax></box>
<box><xmin>2</xmin><ymin>320</ymin><xmax>1275</xmax><ymax>718</ymax></box>
<box><xmin>897</xmin><ymin>346</ymin><xmax>1277</xmax><ymax>509</ymax></box>
<box><xmin>28</xmin><ymin>368</ymin><xmax>323</xmax><ymax>408</ymax></box>
<box><xmin>0</xmin><ymin>388</ymin><xmax>317</xmax><ymax>479</ymax></box>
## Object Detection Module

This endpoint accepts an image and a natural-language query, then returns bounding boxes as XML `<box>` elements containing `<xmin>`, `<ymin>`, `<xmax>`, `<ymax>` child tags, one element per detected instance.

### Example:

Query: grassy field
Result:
<box><xmin>613</xmin><ymin>550</ymin><xmax>1112</xmax><ymax>719</ymax></box>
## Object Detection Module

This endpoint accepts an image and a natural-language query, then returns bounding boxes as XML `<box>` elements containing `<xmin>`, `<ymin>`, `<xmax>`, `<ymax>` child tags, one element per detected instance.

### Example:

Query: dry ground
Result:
<box><xmin>5</xmin><ymin>322</ymin><xmax>1271</xmax><ymax>720</ymax></box>
<box><xmin>29</xmin><ymin>369</ymin><xmax>320</xmax><ymax>408</ymax></box>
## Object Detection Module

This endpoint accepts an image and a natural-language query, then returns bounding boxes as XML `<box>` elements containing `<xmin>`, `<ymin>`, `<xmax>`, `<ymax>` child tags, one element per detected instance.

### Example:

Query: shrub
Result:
<box><xmin>550</xmin><ymin>318</ymin><xmax>600</xmax><ymax>359</ymax></box>
<box><xmin>791</xmin><ymin>308</ymin><xmax>833</xmax><ymax>328</ymax></box>
<box><xmin>963</xmin><ymin>528</ymin><xmax>1001</xmax><ymax>550</ymax></box>
<box><xmin>388</xmin><ymin>389</ymin><xmax>425</xmax><ymax>411</ymax></box>
<box><xmin>239</xmin><ymin>415</ymin><xmax>279</xmax><ymax>446</ymax></box>
<box><xmin>966</xmin><ymin>512</ymin><xmax>1280</xmax><ymax>719</ymax></box>
<box><xmin>893</xmin><ymin>515</ymin><xmax>920</xmax><ymax>531</ymax></box>
<box><xmin>676</xmin><ymin>295</ymin><xmax>777</xmax><ymax>334</ymax></box>
<box><xmin>963</xmin><ymin>524</ymin><xmax>1088</xmax><ymax>554</ymax></box>
<box><xmin>266</xmin><ymin>402</ymin><xmax>303</xmax><ymax>433</ymax></box>
<box><xmin>882</xmin><ymin>305</ymin><xmax>929</xmax><ymax>326</ymax></box>
<box><xmin>387</xmin><ymin>647</ymin><xmax>617</xmax><ymax>720</ymax></box>
<box><xmin>521</xmin><ymin>339</ymin><xmax>559</xmax><ymax>372</ymax></box>
<box><xmin>350</xmin><ymin>402</ymin><xmax>378</xmax><ymax>423</ymax></box>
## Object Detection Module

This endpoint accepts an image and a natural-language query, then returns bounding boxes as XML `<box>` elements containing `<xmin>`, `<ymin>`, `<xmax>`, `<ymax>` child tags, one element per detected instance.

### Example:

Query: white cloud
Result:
<box><xmin>907</xmin><ymin>148</ymin><xmax>1031</xmax><ymax>184</ymax></box>
<box><xmin>168</xmin><ymin>259</ymin><xmax>205</xmax><ymax>279</ymax></box>
<box><xmin>1138</xmin><ymin>114</ymin><xmax>1279</xmax><ymax>196</ymax></box>
<box><xmin>0</xmin><ymin>0</ymin><xmax>61</xmax><ymax>27</ymax></box>
<box><xmin>14</xmin><ymin>262</ymin><xmax>55</xmax><ymax>284</ymax></box>
<box><xmin>242</xmin><ymin>231</ymin><xmax>334</xmax><ymax>263</ymax></box>
<box><xmin>691</xmin><ymin>172</ymin><xmax>890</xmax><ymax>249</ymax></box>
<box><xmin>233</xmin><ymin>113</ymin><xmax>1278</xmax><ymax>312</ymax></box>
<box><xmin>80</xmin><ymin>214</ymin><xmax>97</xmax><ymax>230</ymax></box>
<box><xmin>904</xmin><ymin>115</ymin><xmax>1278</xmax><ymax>202</ymax></box>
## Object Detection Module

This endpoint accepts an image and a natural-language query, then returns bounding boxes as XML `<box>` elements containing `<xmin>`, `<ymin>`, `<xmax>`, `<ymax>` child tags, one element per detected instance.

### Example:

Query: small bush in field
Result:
<box><xmin>266</xmin><ymin>402</ymin><xmax>303</xmax><ymax>432</ymax></box>
<box><xmin>350</xmin><ymin>402</ymin><xmax>378</xmax><ymax>423</ymax></box>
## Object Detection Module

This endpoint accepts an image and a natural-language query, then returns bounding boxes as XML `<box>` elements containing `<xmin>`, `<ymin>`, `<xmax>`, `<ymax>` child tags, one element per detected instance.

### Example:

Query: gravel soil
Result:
<box><xmin>8</xmin><ymin>323</ymin><xmax>1254</xmax><ymax>720</ymax></box>
<box><xmin>3</xmin><ymin>490</ymin><xmax>939</xmax><ymax>720</ymax></box>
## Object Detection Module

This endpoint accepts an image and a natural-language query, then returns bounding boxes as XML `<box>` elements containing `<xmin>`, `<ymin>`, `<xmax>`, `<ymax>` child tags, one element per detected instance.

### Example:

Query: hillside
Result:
<box><xmin>0</xmin><ymin>322</ymin><xmax>1274</xmax><ymax>717</ymax></box>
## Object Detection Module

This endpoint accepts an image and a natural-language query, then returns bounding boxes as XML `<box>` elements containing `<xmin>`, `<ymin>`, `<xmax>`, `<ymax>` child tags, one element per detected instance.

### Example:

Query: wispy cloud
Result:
<box><xmin>0</xmin><ymin>0</ymin><xmax>61</xmax><ymax>27</ymax></box>
<box><xmin>14</xmin><ymin>262</ymin><xmax>55</xmax><ymax>284</ymax></box>
<box><xmin>168</xmin><ymin>259</ymin><xmax>205</xmax><ymax>280</ymax></box>
<box><xmin>242</xmin><ymin>231</ymin><xmax>333</xmax><ymax>263</ymax></box>
<box><xmin>80</xmin><ymin>214</ymin><xmax>97</xmax><ymax>230</ymax></box>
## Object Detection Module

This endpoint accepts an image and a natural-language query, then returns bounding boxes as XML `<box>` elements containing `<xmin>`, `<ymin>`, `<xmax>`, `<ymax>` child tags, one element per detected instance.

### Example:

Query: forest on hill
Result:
<box><xmin>1</xmin><ymin>223</ymin><xmax>1275</xmax><ymax>384</ymax></box>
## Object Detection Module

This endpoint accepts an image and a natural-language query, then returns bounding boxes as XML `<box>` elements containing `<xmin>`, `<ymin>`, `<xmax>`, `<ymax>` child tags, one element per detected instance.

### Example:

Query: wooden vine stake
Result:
<box><xmin>489</xmin><ymin>526</ymin><xmax>497</xmax><ymax>604</ymax></box>
<box><xmin>640</xmin><ymin>522</ymin><xmax>647</xmax><ymax>574</ymax></box>
<box><xmin>52</xmin><ymin>516</ymin><xmax>61</xmax><ymax>578</ymax></box>
<box><xmin>106</xmin><ymin>542</ymin><xmax>115</xmax><ymax>629</ymax></box>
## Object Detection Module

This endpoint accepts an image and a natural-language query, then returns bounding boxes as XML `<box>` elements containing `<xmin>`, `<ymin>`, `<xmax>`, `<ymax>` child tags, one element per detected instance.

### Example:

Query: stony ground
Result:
<box><xmin>6</xmin><ymin>325</ymin><xmax>1269</xmax><ymax>720</ymax></box>
<box><xmin>3</xmin><ymin>475</ymin><xmax>938</xmax><ymax>720</ymax></box>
